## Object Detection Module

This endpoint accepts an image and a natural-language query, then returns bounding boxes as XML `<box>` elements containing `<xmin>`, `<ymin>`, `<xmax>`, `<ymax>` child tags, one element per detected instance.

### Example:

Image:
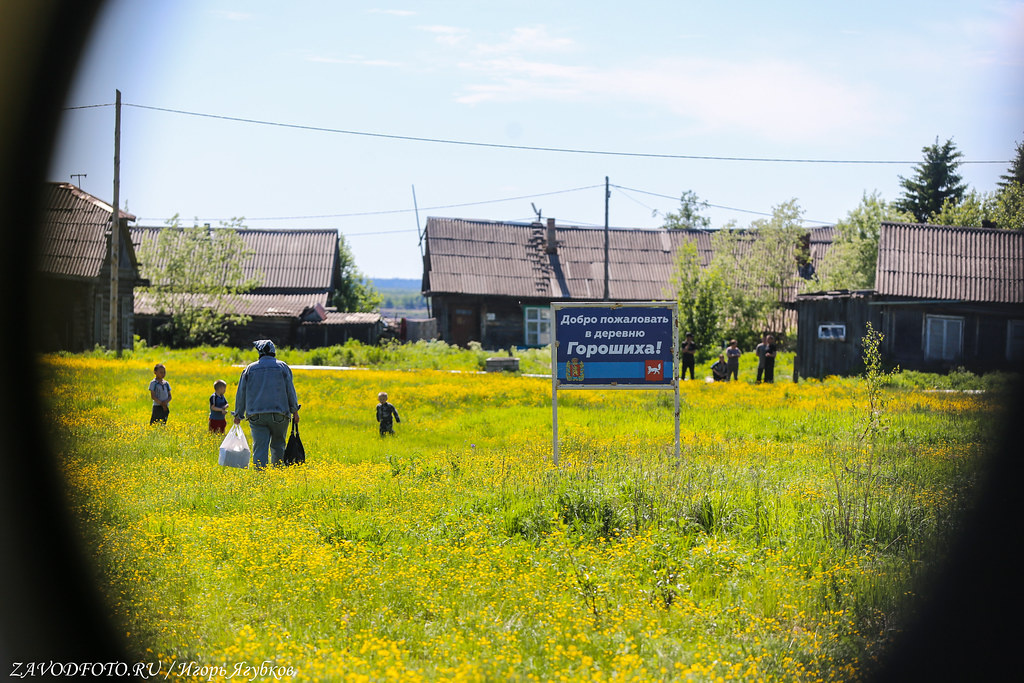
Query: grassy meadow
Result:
<box><xmin>42</xmin><ymin>342</ymin><xmax>1004</xmax><ymax>681</ymax></box>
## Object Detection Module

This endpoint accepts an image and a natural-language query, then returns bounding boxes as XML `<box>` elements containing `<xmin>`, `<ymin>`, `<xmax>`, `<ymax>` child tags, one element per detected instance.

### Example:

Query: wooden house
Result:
<box><xmin>421</xmin><ymin>217</ymin><xmax>713</xmax><ymax>348</ymax></box>
<box><xmin>795</xmin><ymin>222</ymin><xmax>1024</xmax><ymax>378</ymax></box>
<box><xmin>35</xmin><ymin>182</ymin><xmax>144</xmax><ymax>351</ymax></box>
<box><xmin>132</xmin><ymin>226</ymin><xmax>385</xmax><ymax>347</ymax></box>
<box><xmin>422</xmin><ymin>216</ymin><xmax>834</xmax><ymax>349</ymax></box>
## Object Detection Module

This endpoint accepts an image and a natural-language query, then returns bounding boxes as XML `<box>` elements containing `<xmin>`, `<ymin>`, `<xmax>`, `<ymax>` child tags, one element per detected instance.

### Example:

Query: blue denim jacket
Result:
<box><xmin>233</xmin><ymin>356</ymin><xmax>299</xmax><ymax>419</ymax></box>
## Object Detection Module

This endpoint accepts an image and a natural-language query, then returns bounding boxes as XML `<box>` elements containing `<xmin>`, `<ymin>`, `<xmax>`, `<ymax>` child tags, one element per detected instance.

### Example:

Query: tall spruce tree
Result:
<box><xmin>998</xmin><ymin>137</ymin><xmax>1024</xmax><ymax>189</ymax></box>
<box><xmin>896</xmin><ymin>137</ymin><xmax>967</xmax><ymax>222</ymax></box>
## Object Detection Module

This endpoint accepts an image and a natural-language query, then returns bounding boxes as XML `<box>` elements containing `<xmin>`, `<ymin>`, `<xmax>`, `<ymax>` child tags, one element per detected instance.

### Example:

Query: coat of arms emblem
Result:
<box><xmin>566</xmin><ymin>357</ymin><xmax>584</xmax><ymax>381</ymax></box>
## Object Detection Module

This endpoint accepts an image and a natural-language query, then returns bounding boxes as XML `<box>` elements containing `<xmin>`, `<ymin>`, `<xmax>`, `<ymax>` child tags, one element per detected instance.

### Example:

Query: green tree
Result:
<box><xmin>815</xmin><ymin>191</ymin><xmax>914</xmax><ymax>290</ymax></box>
<box><xmin>992</xmin><ymin>182</ymin><xmax>1024</xmax><ymax>229</ymax></box>
<box><xmin>707</xmin><ymin>227</ymin><xmax>765</xmax><ymax>348</ymax></box>
<box><xmin>669</xmin><ymin>240</ymin><xmax>724</xmax><ymax>360</ymax></box>
<box><xmin>670</xmin><ymin>240</ymin><xmax>701</xmax><ymax>337</ymax></box>
<box><xmin>744</xmin><ymin>199</ymin><xmax>807</xmax><ymax>335</ymax></box>
<box><xmin>998</xmin><ymin>137</ymin><xmax>1024</xmax><ymax>189</ymax></box>
<box><xmin>895</xmin><ymin>137</ymin><xmax>967</xmax><ymax>222</ymax></box>
<box><xmin>931</xmin><ymin>183</ymin><xmax>1024</xmax><ymax>230</ymax></box>
<box><xmin>138</xmin><ymin>215</ymin><xmax>261</xmax><ymax>347</ymax></box>
<box><xmin>659</xmin><ymin>190</ymin><xmax>711</xmax><ymax>230</ymax></box>
<box><xmin>331</xmin><ymin>234</ymin><xmax>382</xmax><ymax>312</ymax></box>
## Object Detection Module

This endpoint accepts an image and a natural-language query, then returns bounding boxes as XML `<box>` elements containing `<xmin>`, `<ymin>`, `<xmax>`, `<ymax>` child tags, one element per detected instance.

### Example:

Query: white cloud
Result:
<box><xmin>474</xmin><ymin>26</ymin><xmax>577</xmax><ymax>55</ymax></box>
<box><xmin>454</xmin><ymin>56</ymin><xmax>888</xmax><ymax>142</ymax></box>
<box><xmin>417</xmin><ymin>25</ymin><xmax>470</xmax><ymax>46</ymax></box>
<box><xmin>368</xmin><ymin>9</ymin><xmax>417</xmax><ymax>16</ymax></box>
<box><xmin>306</xmin><ymin>54</ymin><xmax>403</xmax><ymax>68</ymax></box>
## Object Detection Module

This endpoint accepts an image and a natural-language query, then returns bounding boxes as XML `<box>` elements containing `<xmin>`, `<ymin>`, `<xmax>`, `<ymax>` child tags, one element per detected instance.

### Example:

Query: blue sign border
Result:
<box><xmin>553</xmin><ymin>302</ymin><xmax>677</xmax><ymax>389</ymax></box>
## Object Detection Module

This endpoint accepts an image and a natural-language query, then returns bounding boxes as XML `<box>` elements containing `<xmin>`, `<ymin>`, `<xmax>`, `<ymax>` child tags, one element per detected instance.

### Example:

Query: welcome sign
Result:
<box><xmin>554</xmin><ymin>304</ymin><xmax>676</xmax><ymax>388</ymax></box>
<box><xmin>550</xmin><ymin>301</ymin><xmax>680</xmax><ymax>465</ymax></box>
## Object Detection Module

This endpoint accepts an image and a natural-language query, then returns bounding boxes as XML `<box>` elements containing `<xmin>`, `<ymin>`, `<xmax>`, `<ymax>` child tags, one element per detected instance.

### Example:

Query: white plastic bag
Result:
<box><xmin>218</xmin><ymin>424</ymin><xmax>251</xmax><ymax>468</ymax></box>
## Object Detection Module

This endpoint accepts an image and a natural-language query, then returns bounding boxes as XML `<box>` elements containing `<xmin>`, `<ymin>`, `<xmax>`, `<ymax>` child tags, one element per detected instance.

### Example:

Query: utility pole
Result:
<box><xmin>108</xmin><ymin>89</ymin><xmax>121</xmax><ymax>355</ymax></box>
<box><xmin>603</xmin><ymin>176</ymin><xmax>610</xmax><ymax>300</ymax></box>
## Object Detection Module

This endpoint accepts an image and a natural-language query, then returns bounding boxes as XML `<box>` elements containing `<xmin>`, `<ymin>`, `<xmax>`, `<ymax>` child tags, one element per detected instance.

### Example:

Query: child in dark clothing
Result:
<box><xmin>376</xmin><ymin>391</ymin><xmax>401</xmax><ymax>436</ymax></box>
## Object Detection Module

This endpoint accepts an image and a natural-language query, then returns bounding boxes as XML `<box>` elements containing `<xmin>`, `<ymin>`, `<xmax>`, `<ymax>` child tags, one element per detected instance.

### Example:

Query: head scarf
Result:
<box><xmin>253</xmin><ymin>339</ymin><xmax>276</xmax><ymax>357</ymax></box>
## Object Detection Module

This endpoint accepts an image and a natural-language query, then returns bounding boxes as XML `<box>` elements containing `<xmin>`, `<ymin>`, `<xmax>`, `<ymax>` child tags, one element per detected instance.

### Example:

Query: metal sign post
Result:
<box><xmin>551</xmin><ymin>301</ymin><xmax>680</xmax><ymax>466</ymax></box>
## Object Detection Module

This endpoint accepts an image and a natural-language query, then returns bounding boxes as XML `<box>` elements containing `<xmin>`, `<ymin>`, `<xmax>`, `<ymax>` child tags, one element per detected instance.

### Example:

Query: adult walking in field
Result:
<box><xmin>233</xmin><ymin>340</ymin><xmax>300</xmax><ymax>468</ymax></box>
<box><xmin>755</xmin><ymin>334</ymin><xmax>768</xmax><ymax>383</ymax></box>
<box><xmin>762</xmin><ymin>335</ymin><xmax>778</xmax><ymax>383</ymax></box>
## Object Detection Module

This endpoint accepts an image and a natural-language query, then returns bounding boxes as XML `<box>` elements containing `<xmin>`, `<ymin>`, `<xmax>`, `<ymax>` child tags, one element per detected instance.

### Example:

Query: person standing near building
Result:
<box><xmin>233</xmin><ymin>340</ymin><xmax>300</xmax><ymax>468</ymax></box>
<box><xmin>755</xmin><ymin>335</ymin><xmax>768</xmax><ymax>383</ymax></box>
<box><xmin>680</xmin><ymin>332</ymin><xmax>698</xmax><ymax>380</ymax></box>
<box><xmin>725</xmin><ymin>339</ymin><xmax>741</xmax><ymax>381</ymax></box>
<box><xmin>763</xmin><ymin>335</ymin><xmax>778</xmax><ymax>383</ymax></box>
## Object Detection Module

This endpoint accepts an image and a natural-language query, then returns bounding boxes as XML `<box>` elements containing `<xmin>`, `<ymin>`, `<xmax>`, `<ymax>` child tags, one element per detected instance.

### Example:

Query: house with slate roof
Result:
<box><xmin>132</xmin><ymin>226</ymin><xmax>386</xmax><ymax>347</ymax></box>
<box><xmin>795</xmin><ymin>222</ymin><xmax>1024</xmax><ymax>377</ymax></box>
<box><xmin>36</xmin><ymin>182</ymin><xmax>144</xmax><ymax>351</ymax></box>
<box><xmin>421</xmin><ymin>216</ymin><xmax>834</xmax><ymax>349</ymax></box>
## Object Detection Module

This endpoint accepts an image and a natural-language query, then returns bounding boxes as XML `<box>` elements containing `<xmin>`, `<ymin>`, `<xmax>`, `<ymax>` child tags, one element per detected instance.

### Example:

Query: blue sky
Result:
<box><xmin>50</xmin><ymin>1</ymin><xmax>1024</xmax><ymax>278</ymax></box>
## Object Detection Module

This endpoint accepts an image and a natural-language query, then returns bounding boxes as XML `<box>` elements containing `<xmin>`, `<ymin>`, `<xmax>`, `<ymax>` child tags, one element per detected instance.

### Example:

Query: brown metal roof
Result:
<box><xmin>130</xmin><ymin>226</ymin><xmax>339</xmax><ymax>292</ymax></box>
<box><xmin>423</xmin><ymin>218</ymin><xmax>712</xmax><ymax>300</ymax></box>
<box><xmin>38</xmin><ymin>182</ymin><xmax>136</xmax><ymax>279</ymax></box>
<box><xmin>424</xmin><ymin>217</ymin><xmax>833</xmax><ymax>302</ymax></box>
<box><xmin>301</xmin><ymin>311</ymin><xmax>383</xmax><ymax>326</ymax></box>
<box><xmin>876</xmin><ymin>222</ymin><xmax>1024</xmax><ymax>303</ymax></box>
<box><xmin>135</xmin><ymin>291</ymin><xmax>329</xmax><ymax>318</ymax></box>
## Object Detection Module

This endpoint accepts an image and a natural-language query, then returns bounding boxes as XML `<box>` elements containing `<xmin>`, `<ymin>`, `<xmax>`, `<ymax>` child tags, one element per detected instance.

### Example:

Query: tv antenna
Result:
<box><xmin>71</xmin><ymin>173</ymin><xmax>86</xmax><ymax>188</ymax></box>
<box><xmin>531</xmin><ymin>202</ymin><xmax>542</xmax><ymax>221</ymax></box>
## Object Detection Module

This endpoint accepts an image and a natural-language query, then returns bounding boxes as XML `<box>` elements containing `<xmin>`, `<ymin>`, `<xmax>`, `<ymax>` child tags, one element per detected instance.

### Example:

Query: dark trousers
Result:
<box><xmin>763</xmin><ymin>360</ymin><xmax>775</xmax><ymax>383</ymax></box>
<box><xmin>681</xmin><ymin>355</ymin><xmax>695</xmax><ymax>380</ymax></box>
<box><xmin>150</xmin><ymin>405</ymin><xmax>169</xmax><ymax>424</ymax></box>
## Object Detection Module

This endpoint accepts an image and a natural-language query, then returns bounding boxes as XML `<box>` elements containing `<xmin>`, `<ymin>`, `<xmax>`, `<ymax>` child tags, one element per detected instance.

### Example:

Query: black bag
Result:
<box><xmin>283</xmin><ymin>422</ymin><xmax>305</xmax><ymax>465</ymax></box>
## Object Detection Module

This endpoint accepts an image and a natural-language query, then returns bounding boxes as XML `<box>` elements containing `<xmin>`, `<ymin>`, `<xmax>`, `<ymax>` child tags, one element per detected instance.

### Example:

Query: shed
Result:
<box><xmin>36</xmin><ymin>182</ymin><xmax>144</xmax><ymax>351</ymax></box>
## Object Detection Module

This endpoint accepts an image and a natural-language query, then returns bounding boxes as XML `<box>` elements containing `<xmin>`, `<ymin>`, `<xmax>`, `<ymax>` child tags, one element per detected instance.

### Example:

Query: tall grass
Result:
<box><xmin>41</xmin><ymin>347</ymin><xmax>1003</xmax><ymax>681</ymax></box>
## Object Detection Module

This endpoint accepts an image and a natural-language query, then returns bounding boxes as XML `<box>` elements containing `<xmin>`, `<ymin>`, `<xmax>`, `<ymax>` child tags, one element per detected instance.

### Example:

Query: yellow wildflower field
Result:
<box><xmin>43</xmin><ymin>354</ymin><xmax>996</xmax><ymax>682</ymax></box>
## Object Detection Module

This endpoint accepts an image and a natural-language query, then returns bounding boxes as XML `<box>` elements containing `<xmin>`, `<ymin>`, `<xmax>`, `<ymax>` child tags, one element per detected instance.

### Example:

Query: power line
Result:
<box><xmin>66</xmin><ymin>101</ymin><xmax>1010</xmax><ymax>165</ymax></box>
<box><xmin>135</xmin><ymin>184</ymin><xmax>603</xmax><ymax>223</ymax></box>
<box><xmin>613</xmin><ymin>184</ymin><xmax>832</xmax><ymax>224</ymax></box>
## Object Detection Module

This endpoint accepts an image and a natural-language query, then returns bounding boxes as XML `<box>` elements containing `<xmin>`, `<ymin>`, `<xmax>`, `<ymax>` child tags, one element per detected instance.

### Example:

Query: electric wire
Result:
<box><xmin>65</xmin><ymin>102</ymin><xmax>1010</xmax><ymax>165</ymax></box>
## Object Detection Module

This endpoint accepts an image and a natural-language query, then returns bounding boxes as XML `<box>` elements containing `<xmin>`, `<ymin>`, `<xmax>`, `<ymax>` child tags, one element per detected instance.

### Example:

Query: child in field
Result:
<box><xmin>209</xmin><ymin>379</ymin><xmax>229</xmax><ymax>433</ymax></box>
<box><xmin>149</xmin><ymin>363</ymin><xmax>171</xmax><ymax>424</ymax></box>
<box><xmin>376</xmin><ymin>391</ymin><xmax>401</xmax><ymax>437</ymax></box>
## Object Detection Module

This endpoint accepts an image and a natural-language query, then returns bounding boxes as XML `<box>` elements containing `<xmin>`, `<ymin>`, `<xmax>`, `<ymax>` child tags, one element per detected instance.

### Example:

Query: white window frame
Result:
<box><xmin>523</xmin><ymin>306</ymin><xmax>551</xmax><ymax>347</ymax></box>
<box><xmin>1007</xmin><ymin>320</ymin><xmax>1024</xmax><ymax>362</ymax></box>
<box><xmin>925</xmin><ymin>314</ymin><xmax>964</xmax><ymax>362</ymax></box>
<box><xmin>817</xmin><ymin>323</ymin><xmax>846</xmax><ymax>341</ymax></box>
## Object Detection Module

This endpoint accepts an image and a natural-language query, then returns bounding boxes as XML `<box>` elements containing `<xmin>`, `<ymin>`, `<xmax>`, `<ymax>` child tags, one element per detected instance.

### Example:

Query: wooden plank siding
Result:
<box><xmin>797</xmin><ymin>223</ymin><xmax>1024</xmax><ymax>378</ymax></box>
<box><xmin>37</xmin><ymin>183</ymin><xmax>143</xmax><ymax>352</ymax></box>
<box><xmin>423</xmin><ymin>216</ymin><xmax>834</xmax><ymax>348</ymax></box>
